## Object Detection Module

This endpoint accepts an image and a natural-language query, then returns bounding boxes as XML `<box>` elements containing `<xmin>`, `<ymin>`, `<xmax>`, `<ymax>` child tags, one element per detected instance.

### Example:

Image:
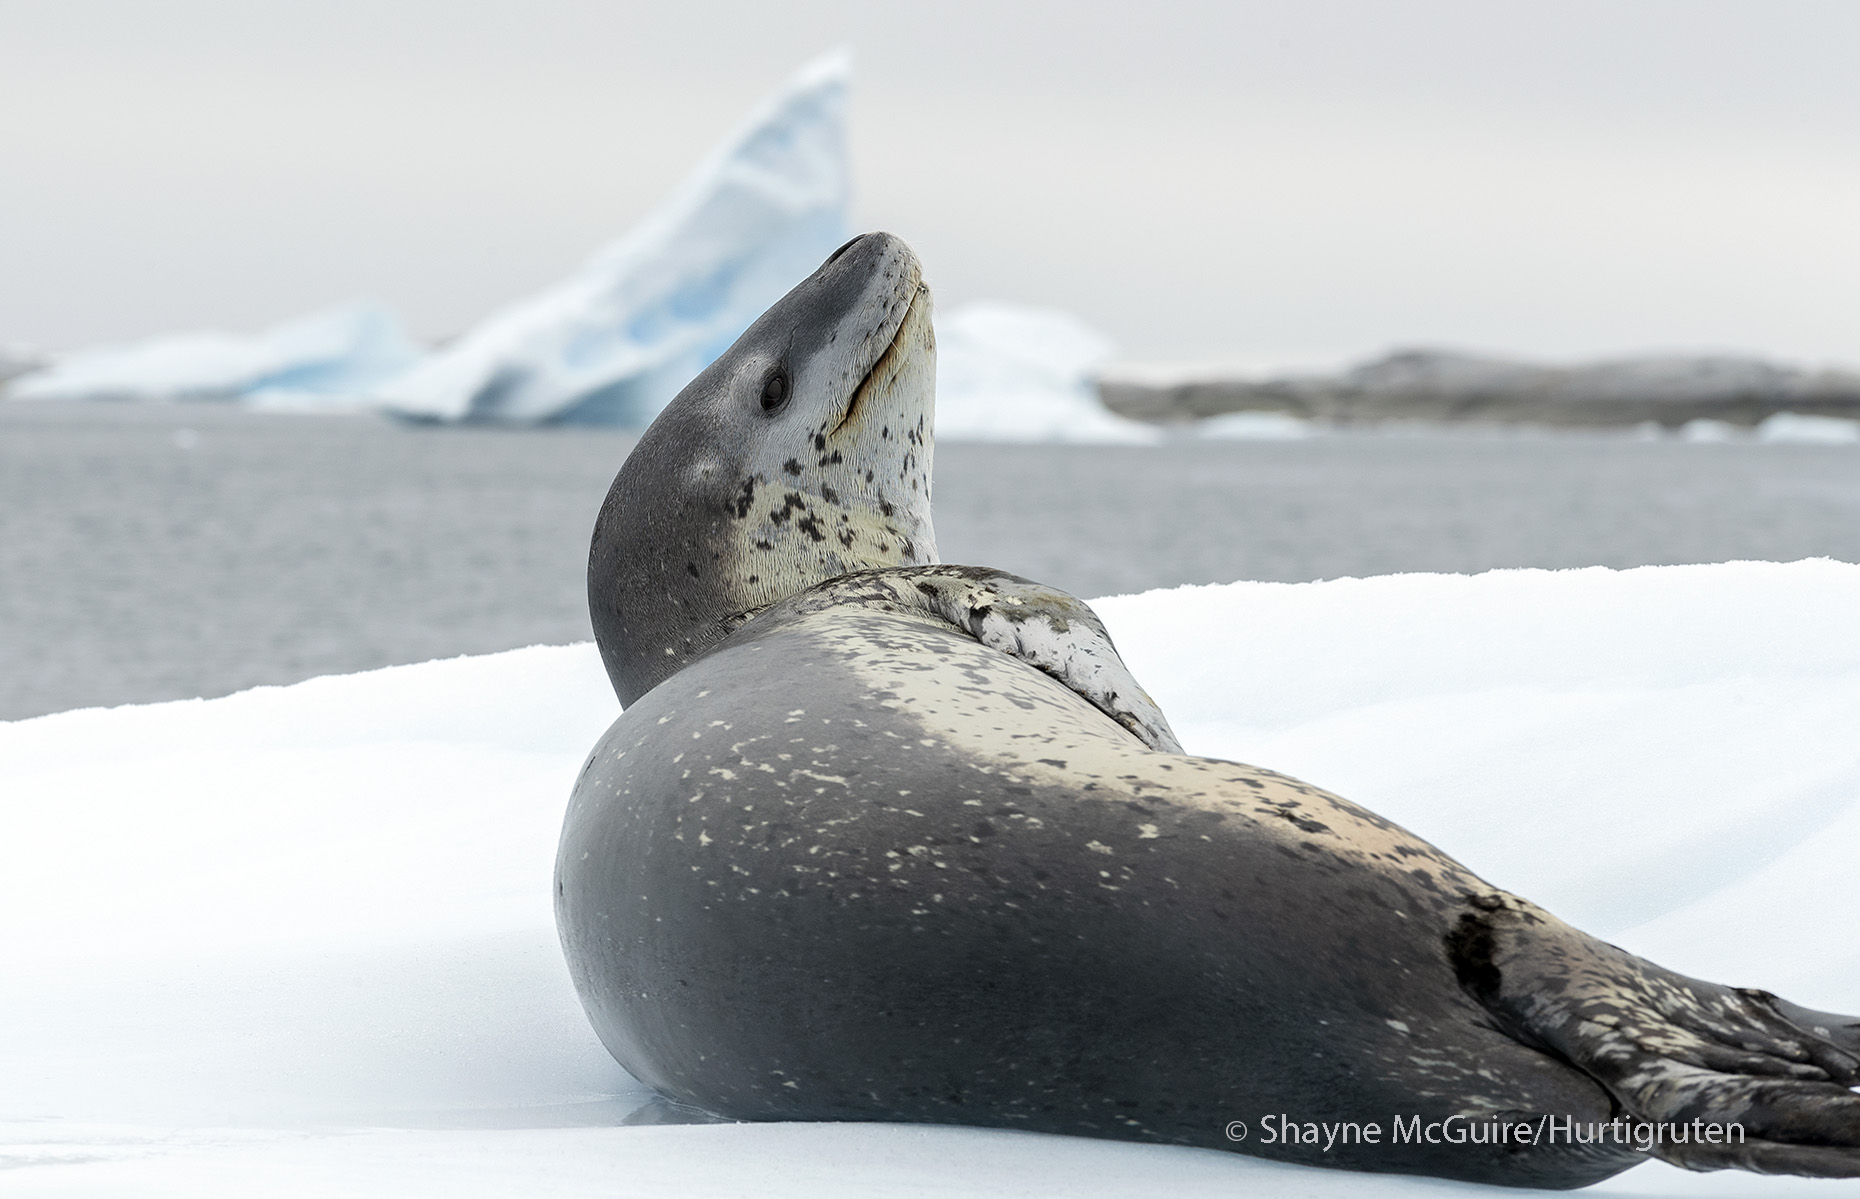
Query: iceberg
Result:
<box><xmin>934</xmin><ymin>302</ymin><xmax>1158</xmax><ymax>443</ymax></box>
<box><xmin>5</xmin><ymin>560</ymin><xmax>1859</xmax><ymax>1194</ymax></box>
<box><xmin>376</xmin><ymin>53</ymin><xmax>851</xmax><ymax>426</ymax></box>
<box><xmin>5</xmin><ymin>301</ymin><xmax>420</xmax><ymax>404</ymax></box>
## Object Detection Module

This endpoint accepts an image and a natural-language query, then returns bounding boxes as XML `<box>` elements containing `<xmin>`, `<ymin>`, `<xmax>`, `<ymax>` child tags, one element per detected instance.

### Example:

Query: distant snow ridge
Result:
<box><xmin>377</xmin><ymin>54</ymin><xmax>852</xmax><ymax>427</ymax></box>
<box><xmin>5</xmin><ymin>301</ymin><xmax>419</xmax><ymax>404</ymax></box>
<box><xmin>934</xmin><ymin>303</ymin><xmax>1158</xmax><ymax>444</ymax></box>
<box><xmin>1098</xmin><ymin>346</ymin><xmax>1860</xmax><ymax>430</ymax></box>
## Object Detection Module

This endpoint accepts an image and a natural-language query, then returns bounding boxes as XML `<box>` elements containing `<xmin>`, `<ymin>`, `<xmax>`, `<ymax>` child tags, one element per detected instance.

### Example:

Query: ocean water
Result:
<box><xmin>3</xmin><ymin>402</ymin><xmax>1858</xmax><ymax>721</ymax></box>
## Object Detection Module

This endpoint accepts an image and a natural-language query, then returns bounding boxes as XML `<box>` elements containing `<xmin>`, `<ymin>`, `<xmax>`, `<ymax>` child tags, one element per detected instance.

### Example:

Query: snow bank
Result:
<box><xmin>5</xmin><ymin>301</ymin><xmax>420</xmax><ymax>405</ymax></box>
<box><xmin>6</xmin><ymin>560</ymin><xmax>1859</xmax><ymax>1196</ymax></box>
<box><xmin>375</xmin><ymin>54</ymin><xmax>851</xmax><ymax>427</ymax></box>
<box><xmin>934</xmin><ymin>303</ymin><xmax>1159</xmax><ymax>443</ymax></box>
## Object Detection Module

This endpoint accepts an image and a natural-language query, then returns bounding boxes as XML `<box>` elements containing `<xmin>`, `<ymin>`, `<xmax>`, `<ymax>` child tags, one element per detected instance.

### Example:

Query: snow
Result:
<box><xmin>933</xmin><ymin>303</ymin><xmax>1159</xmax><ymax>443</ymax></box>
<box><xmin>374</xmin><ymin>54</ymin><xmax>851</xmax><ymax>427</ymax></box>
<box><xmin>5</xmin><ymin>301</ymin><xmax>420</xmax><ymax>405</ymax></box>
<box><xmin>6</xmin><ymin>560</ymin><xmax>1860</xmax><ymax>1196</ymax></box>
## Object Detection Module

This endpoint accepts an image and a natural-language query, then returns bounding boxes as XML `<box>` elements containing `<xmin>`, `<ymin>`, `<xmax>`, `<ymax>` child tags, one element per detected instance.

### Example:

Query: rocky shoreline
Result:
<box><xmin>1098</xmin><ymin>349</ymin><xmax>1860</xmax><ymax>428</ymax></box>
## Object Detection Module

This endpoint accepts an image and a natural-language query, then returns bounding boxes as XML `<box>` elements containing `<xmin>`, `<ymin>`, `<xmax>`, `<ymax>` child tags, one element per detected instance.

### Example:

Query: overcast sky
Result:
<box><xmin>4</xmin><ymin>0</ymin><xmax>1858</xmax><ymax>368</ymax></box>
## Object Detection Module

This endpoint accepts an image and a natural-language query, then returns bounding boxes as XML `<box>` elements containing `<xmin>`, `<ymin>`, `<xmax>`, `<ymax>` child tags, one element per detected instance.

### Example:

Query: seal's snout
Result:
<box><xmin>822</xmin><ymin>230</ymin><xmax>913</xmax><ymax>278</ymax></box>
<box><xmin>822</xmin><ymin>233</ymin><xmax>866</xmax><ymax>268</ymax></box>
<box><xmin>812</xmin><ymin>232</ymin><xmax>923</xmax><ymax>333</ymax></box>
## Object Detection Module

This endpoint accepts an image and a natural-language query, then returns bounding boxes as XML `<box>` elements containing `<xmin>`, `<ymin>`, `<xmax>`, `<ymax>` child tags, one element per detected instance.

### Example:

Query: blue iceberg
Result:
<box><xmin>377</xmin><ymin>52</ymin><xmax>852</xmax><ymax>426</ymax></box>
<box><xmin>934</xmin><ymin>303</ymin><xmax>1159</xmax><ymax>443</ymax></box>
<box><xmin>6</xmin><ymin>301</ymin><xmax>420</xmax><ymax>404</ymax></box>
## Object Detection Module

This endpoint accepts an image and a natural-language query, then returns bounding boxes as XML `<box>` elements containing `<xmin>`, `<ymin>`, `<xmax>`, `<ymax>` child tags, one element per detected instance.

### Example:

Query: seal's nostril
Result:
<box><xmin>824</xmin><ymin>235</ymin><xmax>865</xmax><ymax>268</ymax></box>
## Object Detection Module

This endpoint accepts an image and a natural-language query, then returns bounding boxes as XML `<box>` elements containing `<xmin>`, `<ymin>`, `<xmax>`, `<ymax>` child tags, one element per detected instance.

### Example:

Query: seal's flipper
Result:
<box><xmin>1762</xmin><ymin>993</ymin><xmax>1860</xmax><ymax>1059</ymax></box>
<box><xmin>773</xmin><ymin>565</ymin><xmax>1182</xmax><ymax>753</ymax></box>
<box><xmin>1450</xmin><ymin>893</ymin><xmax>1860</xmax><ymax>1177</ymax></box>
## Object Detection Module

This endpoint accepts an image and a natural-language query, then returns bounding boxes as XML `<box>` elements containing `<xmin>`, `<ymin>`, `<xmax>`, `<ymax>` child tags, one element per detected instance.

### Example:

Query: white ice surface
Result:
<box><xmin>934</xmin><ymin>303</ymin><xmax>1160</xmax><ymax>443</ymax></box>
<box><xmin>5</xmin><ymin>301</ymin><xmax>420</xmax><ymax>404</ymax></box>
<box><xmin>1758</xmin><ymin>413</ymin><xmax>1860</xmax><ymax>444</ymax></box>
<box><xmin>1679</xmin><ymin>415</ymin><xmax>1860</xmax><ymax>445</ymax></box>
<box><xmin>1194</xmin><ymin>410</ymin><xmax>1317</xmax><ymax>440</ymax></box>
<box><xmin>373</xmin><ymin>54</ymin><xmax>850</xmax><ymax>427</ymax></box>
<box><xmin>5</xmin><ymin>561</ymin><xmax>1860</xmax><ymax>1196</ymax></box>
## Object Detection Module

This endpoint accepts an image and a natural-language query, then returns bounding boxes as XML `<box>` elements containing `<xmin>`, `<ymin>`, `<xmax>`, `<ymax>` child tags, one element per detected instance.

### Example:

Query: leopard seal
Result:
<box><xmin>557</xmin><ymin>232</ymin><xmax>1860</xmax><ymax>1187</ymax></box>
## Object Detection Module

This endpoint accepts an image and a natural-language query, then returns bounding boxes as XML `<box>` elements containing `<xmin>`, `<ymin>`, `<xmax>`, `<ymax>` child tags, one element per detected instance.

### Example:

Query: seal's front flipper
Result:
<box><xmin>896</xmin><ymin>566</ymin><xmax>1182</xmax><ymax>753</ymax></box>
<box><xmin>790</xmin><ymin>565</ymin><xmax>1182</xmax><ymax>753</ymax></box>
<box><xmin>1450</xmin><ymin>892</ymin><xmax>1860</xmax><ymax>1178</ymax></box>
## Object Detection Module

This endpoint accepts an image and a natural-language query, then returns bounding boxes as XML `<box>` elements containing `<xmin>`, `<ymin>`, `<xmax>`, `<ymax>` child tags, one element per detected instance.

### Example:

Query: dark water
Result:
<box><xmin>3</xmin><ymin>403</ymin><xmax>1858</xmax><ymax>721</ymax></box>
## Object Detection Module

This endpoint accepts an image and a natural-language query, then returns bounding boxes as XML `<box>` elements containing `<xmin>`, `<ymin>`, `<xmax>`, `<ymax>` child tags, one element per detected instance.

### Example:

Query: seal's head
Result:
<box><xmin>589</xmin><ymin>231</ymin><xmax>937</xmax><ymax>705</ymax></box>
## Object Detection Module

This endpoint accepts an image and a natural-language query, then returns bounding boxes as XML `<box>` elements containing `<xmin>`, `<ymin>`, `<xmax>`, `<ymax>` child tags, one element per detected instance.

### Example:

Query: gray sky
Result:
<box><xmin>4</xmin><ymin>0</ymin><xmax>1858</xmax><ymax>368</ymax></box>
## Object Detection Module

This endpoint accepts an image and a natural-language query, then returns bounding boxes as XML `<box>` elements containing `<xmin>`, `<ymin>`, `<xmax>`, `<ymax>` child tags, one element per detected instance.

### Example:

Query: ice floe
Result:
<box><xmin>5</xmin><ymin>559</ymin><xmax>1858</xmax><ymax>1195</ymax></box>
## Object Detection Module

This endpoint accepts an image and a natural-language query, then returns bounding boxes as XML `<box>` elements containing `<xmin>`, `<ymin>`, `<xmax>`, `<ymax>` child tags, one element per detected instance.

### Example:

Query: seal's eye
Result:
<box><xmin>760</xmin><ymin>370</ymin><xmax>789</xmax><ymax>413</ymax></box>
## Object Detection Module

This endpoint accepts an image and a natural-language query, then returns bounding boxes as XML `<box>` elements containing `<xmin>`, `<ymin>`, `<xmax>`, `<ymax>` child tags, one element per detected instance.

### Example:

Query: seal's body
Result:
<box><xmin>558</xmin><ymin>234</ymin><xmax>1860</xmax><ymax>1187</ymax></box>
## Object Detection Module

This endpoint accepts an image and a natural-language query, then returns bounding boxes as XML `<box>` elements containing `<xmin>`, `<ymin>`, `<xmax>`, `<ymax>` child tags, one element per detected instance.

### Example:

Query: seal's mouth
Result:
<box><xmin>829</xmin><ymin>283</ymin><xmax>929</xmax><ymax>438</ymax></box>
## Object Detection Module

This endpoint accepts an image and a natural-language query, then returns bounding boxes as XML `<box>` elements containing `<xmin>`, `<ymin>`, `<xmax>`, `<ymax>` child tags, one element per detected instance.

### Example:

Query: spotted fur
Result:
<box><xmin>762</xmin><ymin>564</ymin><xmax>1182</xmax><ymax>754</ymax></box>
<box><xmin>566</xmin><ymin>232</ymin><xmax>1860</xmax><ymax>1187</ymax></box>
